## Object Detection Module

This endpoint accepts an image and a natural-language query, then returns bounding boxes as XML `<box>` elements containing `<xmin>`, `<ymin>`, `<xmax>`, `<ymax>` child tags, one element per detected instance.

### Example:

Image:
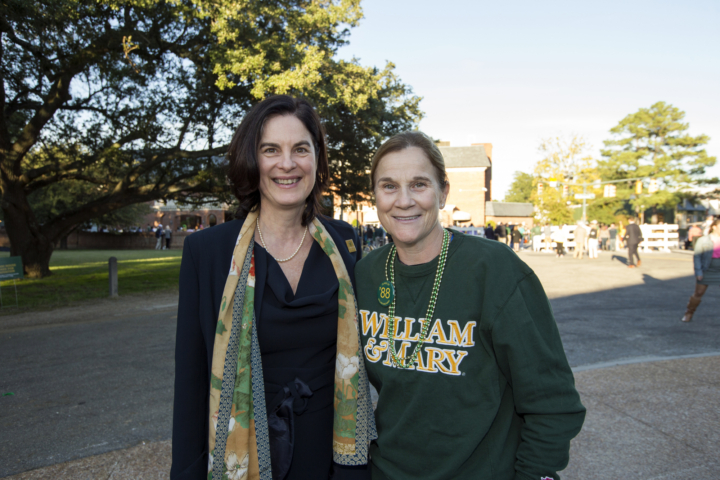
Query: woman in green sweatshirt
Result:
<box><xmin>355</xmin><ymin>131</ymin><xmax>585</xmax><ymax>480</ymax></box>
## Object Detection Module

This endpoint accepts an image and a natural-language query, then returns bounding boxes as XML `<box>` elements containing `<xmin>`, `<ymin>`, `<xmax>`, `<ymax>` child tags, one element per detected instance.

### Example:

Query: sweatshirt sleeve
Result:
<box><xmin>490</xmin><ymin>272</ymin><xmax>586</xmax><ymax>480</ymax></box>
<box><xmin>171</xmin><ymin>238</ymin><xmax>210</xmax><ymax>479</ymax></box>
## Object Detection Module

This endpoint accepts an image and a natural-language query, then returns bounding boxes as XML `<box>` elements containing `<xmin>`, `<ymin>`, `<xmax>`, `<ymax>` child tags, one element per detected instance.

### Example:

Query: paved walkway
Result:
<box><xmin>7</xmin><ymin>354</ymin><xmax>719</xmax><ymax>480</ymax></box>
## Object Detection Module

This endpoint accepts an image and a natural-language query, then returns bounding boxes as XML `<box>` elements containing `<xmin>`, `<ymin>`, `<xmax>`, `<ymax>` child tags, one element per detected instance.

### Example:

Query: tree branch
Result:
<box><xmin>25</xmin><ymin>173</ymin><xmax>108</xmax><ymax>193</ymax></box>
<box><xmin>40</xmin><ymin>172</ymin><xmax>221</xmax><ymax>241</ymax></box>
<box><xmin>124</xmin><ymin>145</ymin><xmax>228</xmax><ymax>185</ymax></box>
<box><xmin>0</xmin><ymin>16</ymin><xmax>55</xmax><ymax>76</ymax></box>
<box><xmin>21</xmin><ymin>131</ymin><xmax>145</xmax><ymax>183</ymax></box>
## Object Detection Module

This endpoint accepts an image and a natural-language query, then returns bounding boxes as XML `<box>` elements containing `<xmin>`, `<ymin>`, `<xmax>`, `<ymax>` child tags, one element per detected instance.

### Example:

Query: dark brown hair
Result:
<box><xmin>370</xmin><ymin>131</ymin><xmax>447</xmax><ymax>190</ymax></box>
<box><xmin>227</xmin><ymin>95</ymin><xmax>329</xmax><ymax>226</ymax></box>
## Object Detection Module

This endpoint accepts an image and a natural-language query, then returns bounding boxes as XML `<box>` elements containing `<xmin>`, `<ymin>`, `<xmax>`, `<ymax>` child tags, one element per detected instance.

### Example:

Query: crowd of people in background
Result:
<box><xmin>473</xmin><ymin>215</ymin><xmax>716</xmax><ymax>267</ymax></box>
<box><xmin>361</xmin><ymin>223</ymin><xmax>393</xmax><ymax>248</ymax></box>
<box><xmin>95</xmin><ymin>213</ymin><xmax>717</xmax><ymax>256</ymax></box>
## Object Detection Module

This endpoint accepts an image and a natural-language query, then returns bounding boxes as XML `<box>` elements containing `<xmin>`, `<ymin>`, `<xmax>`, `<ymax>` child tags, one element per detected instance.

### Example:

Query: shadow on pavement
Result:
<box><xmin>550</xmin><ymin>273</ymin><xmax>720</xmax><ymax>368</ymax></box>
<box><xmin>610</xmin><ymin>254</ymin><xmax>629</xmax><ymax>265</ymax></box>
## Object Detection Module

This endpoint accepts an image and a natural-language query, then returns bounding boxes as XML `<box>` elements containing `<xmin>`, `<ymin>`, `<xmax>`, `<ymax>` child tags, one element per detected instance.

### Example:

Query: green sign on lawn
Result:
<box><xmin>0</xmin><ymin>257</ymin><xmax>24</xmax><ymax>280</ymax></box>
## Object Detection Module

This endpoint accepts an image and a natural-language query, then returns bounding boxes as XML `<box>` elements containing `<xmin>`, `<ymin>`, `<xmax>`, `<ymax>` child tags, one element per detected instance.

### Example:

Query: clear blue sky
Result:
<box><xmin>337</xmin><ymin>0</ymin><xmax>720</xmax><ymax>199</ymax></box>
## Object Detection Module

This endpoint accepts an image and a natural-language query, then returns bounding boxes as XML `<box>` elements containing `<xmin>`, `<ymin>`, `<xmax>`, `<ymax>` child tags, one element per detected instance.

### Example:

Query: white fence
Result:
<box><xmin>638</xmin><ymin>224</ymin><xmax>679</xmax><ymax>252</ymax></box>
<box><xmin>531</xmin><ymin>224</ymin><xmax>679</xmax><ymax>252</ymax></box>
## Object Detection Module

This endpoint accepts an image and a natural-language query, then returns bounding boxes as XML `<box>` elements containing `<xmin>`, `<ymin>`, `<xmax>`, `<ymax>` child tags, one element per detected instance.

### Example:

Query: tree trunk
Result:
<box><xmin>1</xmin><ymin>182</ymin><xmax>54</xmax><ymax>278</ymax></box>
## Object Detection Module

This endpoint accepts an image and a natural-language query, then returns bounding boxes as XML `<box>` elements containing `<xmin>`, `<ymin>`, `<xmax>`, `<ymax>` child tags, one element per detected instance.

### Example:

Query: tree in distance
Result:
<box><xmin>532</xmin><ymin>135</ymin><xmax>598</xmax><ymax>225</ymax></box>
<box><xmin>598</xmin><ymin>101</ymin><xmax>717</xmax><ymax>221</ymax></box>
<box><xmin>504</xmin><ymin>171</ymin><xmax>534</xmax><ymax>204</ymax></box>
<box><xmin>0</xmin><ymin>0</ymin><xmax>421</xmax><ymax>277</ymax></box>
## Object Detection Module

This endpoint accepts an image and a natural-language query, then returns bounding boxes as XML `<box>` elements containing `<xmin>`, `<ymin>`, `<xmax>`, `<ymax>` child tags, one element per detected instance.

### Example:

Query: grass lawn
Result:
<box><xmin>0</xmin><ymin>249</ymin><xmax>182</xmax><ymax>313</ymax></box>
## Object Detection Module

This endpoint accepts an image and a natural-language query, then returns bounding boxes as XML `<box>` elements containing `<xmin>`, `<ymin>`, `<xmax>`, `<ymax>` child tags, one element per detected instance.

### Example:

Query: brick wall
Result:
<box><xmin>446</xmin><ymin>167</ymin><xmax>486</xmax><ymax>226</ymax></box>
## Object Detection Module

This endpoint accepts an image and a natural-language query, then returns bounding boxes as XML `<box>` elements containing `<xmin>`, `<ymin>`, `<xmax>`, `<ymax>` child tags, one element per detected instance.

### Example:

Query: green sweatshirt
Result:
<box><xmin>355</xmin><ymin>232</ymin><xmax>585</xmax><ymax>480</ymax></box>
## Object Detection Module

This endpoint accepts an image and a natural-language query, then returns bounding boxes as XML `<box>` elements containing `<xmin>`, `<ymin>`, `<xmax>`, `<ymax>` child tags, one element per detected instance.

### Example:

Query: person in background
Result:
<box><xmin>543</xmin><ymin>223</ymin><xmax>553</xmax><ymax>252</ymax></box>
<box><xmin>587</xmin><ymin>220</ymin><xmax>599</xmax><ymax>259</ymax></box>
<box><xmin>682</xmin><ymin>218</ymin><xmax>720</xmax><ymax>322</ymax></box>
<box><xmin>573</xmin><ymin>221</ymin><xmax>587</xmax><ymax>259</ymax></box>
<box><xmin>164</xmin><ymin>225</ymin><xmax>172</xmax><ymax>250</ymax></box>
<box><xmin>494</xmin><ymin>222</ymin><xmax>507</xmax><ymax>244</ymax></box>
<box><xmin>688</xmin><ymin>223</ymin><xmax>703</xmax><ymax>250</ymax></box>
<box><xmin>553</xmin><ymin>225</ymin><xmax>567</xmax><ymax>258</ymax></box>
<box><xmin>599</xmin><ymin>224</ymin><xmax>610</xmax><ymax>251</ymax></box>
<box><xmin>617</xmin><ymin>222</ymin><xmax>626</xmax><ymax>250</ymax></box>
<box><xmin>374</xmin><ymin>224</ymin><xmax>386</xmax><ymax>247</ymax></box>
<box><xmin>364</xmin><ymin>224</ymin><xmax>373</xmax><ymax>246</ymax></box>
<box><xmin>531</xmin><ymin>223</ymin><xmax>542</xmax><ymax>252</ymax></box>
<box><xmin>512</xmin><ymin>225</ymin><xmax>523</xmax><ymax>252</ymax></box>
<box><xmin>356</xmin><ymin>131</ymin><xmax>585</xmax><ymax>480</ymax></box>
<box><xmin>608</xmin><ymin>223</ymin><xmax>618</xmax><ymax>251</ymax></box>
<box><xmin>484</xmin><ymin>223</ymin><xmax>496</xmax><ymax>240</ymax></box>
<box><xmin>702</xmin><ymin>215</ymin><xmax>715</xmax><ymax>235</ymax></box>
<box><xmin>155</xmin><ymin>224</ymin><xmax>164</xmax><ymax>250</ymax></box>
<box><xmin>624</xmin><ymin>218</ymin><xmax>643</xmax><ymax>268</ymax></box>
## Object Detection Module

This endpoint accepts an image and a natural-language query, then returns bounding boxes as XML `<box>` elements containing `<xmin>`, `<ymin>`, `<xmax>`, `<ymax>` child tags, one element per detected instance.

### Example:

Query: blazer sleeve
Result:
<box><xmin>171</xmin><ymin>238</ymin><xmax>210</xmax><ymax>479</ymax></box>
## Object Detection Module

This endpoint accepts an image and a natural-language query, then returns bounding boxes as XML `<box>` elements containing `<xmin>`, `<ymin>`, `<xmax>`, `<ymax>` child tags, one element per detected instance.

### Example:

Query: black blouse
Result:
<box><xmin>255</xmin><ymin>239</ymin><xmax>339</xmax><ymax>480</ymax></box>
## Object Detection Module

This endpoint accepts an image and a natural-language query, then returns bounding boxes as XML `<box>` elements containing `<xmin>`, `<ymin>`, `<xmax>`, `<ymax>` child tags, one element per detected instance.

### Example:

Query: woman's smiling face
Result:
<box><xmin>374</xmin><ymin>146</ymin><xmax>449</xmax><ymax>251</ymax></box>
<box><xmin>257</xmin><ymin>114</ymin><xmax>317</xmax><ymax>213</ymax></box>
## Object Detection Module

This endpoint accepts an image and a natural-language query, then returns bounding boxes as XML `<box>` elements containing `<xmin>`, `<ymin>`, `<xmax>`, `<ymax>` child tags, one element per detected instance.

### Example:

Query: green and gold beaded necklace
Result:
<box><xmin>383</xmin><ymin>228</ymin><xmax>450</xmax><ymax>369</ymax></box>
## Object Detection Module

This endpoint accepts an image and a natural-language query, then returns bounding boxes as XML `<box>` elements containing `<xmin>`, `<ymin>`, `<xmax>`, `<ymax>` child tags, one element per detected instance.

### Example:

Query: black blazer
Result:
<box><xmin>624</xmin><ymin>223</ymin><xmax>643</xmax><ymax>245</ymax></box>
<box><xmin>170</xmin><ymin>216</ymin><xmax>362</xmax><ymax>480</ymax></box>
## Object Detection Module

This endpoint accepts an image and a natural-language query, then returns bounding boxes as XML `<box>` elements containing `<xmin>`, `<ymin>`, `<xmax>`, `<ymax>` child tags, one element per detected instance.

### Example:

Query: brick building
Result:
<box><xmin>439</xmin><ymin>144</ymin><xmax>492</xmax><ymax>226</ymax></box>
<box><xmin>143</xmin><ymin>200</ymin><xmax>231</xmax><ymax>230</ymax></box>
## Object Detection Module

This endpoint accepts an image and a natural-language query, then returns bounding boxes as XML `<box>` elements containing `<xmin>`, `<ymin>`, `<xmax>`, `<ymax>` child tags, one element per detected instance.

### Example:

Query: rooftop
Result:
<box><xmin>485</xmin><ymin>202</ymin><xmax>534</xmax><ymax>217</ymax></box>
<box><xmin>438</xmin><ymin>145</ymin><xmax>491</xmax><ymax>168</ymax></box>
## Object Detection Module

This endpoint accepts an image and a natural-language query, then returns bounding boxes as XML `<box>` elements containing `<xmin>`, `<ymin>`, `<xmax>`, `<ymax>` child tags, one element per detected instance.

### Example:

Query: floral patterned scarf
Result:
<box><xmin>207</xmin><ymin>209</ymin><xmax>374</xmax><ymax>480</ymax></box>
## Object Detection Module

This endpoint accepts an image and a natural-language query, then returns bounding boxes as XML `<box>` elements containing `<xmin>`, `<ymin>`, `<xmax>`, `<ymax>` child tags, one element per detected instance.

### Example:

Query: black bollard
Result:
<box><xmin>109</xmin><ymin>257</ymin><xmax>118</xmax><ymax>297</ymax></box>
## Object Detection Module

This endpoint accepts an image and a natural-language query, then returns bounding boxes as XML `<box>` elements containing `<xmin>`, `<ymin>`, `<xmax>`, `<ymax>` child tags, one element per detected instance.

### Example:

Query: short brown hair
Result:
<box><xmin>370</xmin><ymin>131</ymin><xmax>447</xmax><ymax>190</ymax></box>
<box><xmin>227</xmin><ymin>95</ymin><xmax>329</xmax><ymax>226</ymax></box>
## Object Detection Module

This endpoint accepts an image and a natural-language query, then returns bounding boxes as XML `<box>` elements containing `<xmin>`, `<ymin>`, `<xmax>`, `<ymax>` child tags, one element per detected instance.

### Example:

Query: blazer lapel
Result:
<box><xmin>319</xmin><ymin>217</ymin><xmax>358</xmax><ymax>292</ymax></box>
<box><xmin>253</xmin><ymin>241</ymin><xmax>268</xmax><ymax>323</ymax></box>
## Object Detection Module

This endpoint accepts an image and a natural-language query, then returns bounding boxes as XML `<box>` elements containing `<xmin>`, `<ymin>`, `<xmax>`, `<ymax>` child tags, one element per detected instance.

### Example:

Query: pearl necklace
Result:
<box><xmin>386</xmin><ymin>228</ymin><xmax>450</xmax><ymax>369</ymax></box>
<box><xmin>256</xmin><ymin>218</ymin><xmax>308</xmax><ymax>263</ymax></box>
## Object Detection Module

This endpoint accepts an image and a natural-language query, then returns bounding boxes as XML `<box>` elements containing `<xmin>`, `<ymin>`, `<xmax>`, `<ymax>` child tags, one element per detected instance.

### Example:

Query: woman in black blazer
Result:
<box><xmin>171</xmin><ymin>96</ymin><xmax>375</xmax><ymax>480</ymax></box>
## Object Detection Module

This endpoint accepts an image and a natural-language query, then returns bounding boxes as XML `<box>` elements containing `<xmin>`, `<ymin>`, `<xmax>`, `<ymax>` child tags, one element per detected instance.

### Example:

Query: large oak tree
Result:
<box><xmin>1</xmin><ymin>0</ymin><xmax>420</xmax><ymax>277</ymax></box>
